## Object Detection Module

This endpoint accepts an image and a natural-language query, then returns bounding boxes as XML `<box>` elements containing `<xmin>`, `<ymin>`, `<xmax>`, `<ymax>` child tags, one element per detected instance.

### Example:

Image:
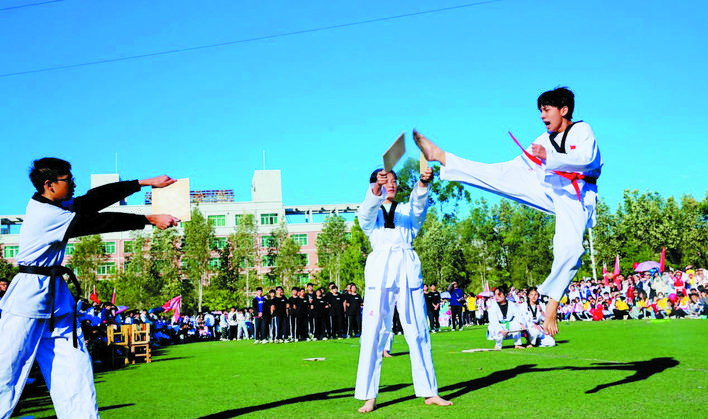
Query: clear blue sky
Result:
<box><xmin>2</xmin><ymin>0</ymin><xmax>706</xmax><ymax>216</ymax></box>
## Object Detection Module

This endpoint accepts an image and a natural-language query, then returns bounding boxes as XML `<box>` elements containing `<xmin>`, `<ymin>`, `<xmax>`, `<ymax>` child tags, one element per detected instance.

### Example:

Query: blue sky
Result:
<box><xmin>2</xmin><ymin>0</ymin><xmax>706</xmax><ymax>216</ymax></box>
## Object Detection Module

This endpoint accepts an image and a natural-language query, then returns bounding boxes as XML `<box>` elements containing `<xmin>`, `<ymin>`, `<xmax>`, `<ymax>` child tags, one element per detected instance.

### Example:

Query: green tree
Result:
<box><xmin>415</xmin><ymin>208</ymin><xmax>467</xmax><ymax>290</ymax></box>
<box><xmin>151</xmin><ymin>228</ymin><xmax>183</xmax><ymax>304</ymax></box>
<box><xmin>183</xmin><ymin>207</ymin><xmax>215</xmax><ymax>312</ymax></box>
<box><xmin>339</xmin><ymin>217</ymin><xmax>370</xmax><ymax>292</ymax></box>
<box><xmin>118</xmin><ymin>233</ymin><xmax>152</xmax><ymax>308</ymax></box>
<box><xmin>70</xmin><ymin>235</ymin><xmax>106</xmax><ymax>298</ymax></box>
<box><xmin>0</xmin><ymin>244</ymin><xmax>18</xmax><ymax>281</ymax></box>
<box><xmin>395</xmin><ymin>157</ymin><xmax>470</xmax><ymax>222</ymax></box>
<box><xmin>316</xmin><ymin>214</ymin><xmax>348</xmax><ymax>287</ymax></box>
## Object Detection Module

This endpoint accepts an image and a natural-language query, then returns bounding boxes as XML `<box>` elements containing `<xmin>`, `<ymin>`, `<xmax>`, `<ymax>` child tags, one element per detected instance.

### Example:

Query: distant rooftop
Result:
<box><xmin>145</xmin><ymin>189</ymin><xmax>235</xmax><ymax>205</ymax></box>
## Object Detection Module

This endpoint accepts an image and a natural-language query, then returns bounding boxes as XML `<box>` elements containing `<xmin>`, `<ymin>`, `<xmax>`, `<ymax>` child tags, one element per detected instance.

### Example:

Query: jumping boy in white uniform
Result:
<box><xmin>0</xmin><ymin>158</ymin><xmax>179</xmax><ymax>418</ymax></box>
<box><xmin>354</xmin><ymin>167</ymin><xmax>451</xmax><ymax>413</ymax></box>
<box><xmin>414</xmin><ymin>87</ymin><xmax>602</xmax><ymax>336</ymax></box>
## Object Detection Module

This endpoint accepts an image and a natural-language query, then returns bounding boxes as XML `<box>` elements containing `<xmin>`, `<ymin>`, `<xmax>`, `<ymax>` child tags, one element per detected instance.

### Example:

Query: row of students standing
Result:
<box><xmin>250</xmin><ymin>282</ymin><xmax>364</xmax><ymax>343</ymax></box>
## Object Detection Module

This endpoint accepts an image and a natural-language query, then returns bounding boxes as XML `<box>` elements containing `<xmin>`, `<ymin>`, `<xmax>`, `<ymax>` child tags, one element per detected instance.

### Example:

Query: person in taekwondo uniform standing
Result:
<box><xmin>414</xmin><ymin>86</ymin><xmax>603</xmax><ymax>338</ymax></box>
<box><xmin>0</xmin><ymin>157</ymin><xmax>179</xmax><ymax>419</ymax></box>
<box><xmin>354</xmin><ymin>166</ymin><xmax>452</xmax><ymax>413</ymax></box>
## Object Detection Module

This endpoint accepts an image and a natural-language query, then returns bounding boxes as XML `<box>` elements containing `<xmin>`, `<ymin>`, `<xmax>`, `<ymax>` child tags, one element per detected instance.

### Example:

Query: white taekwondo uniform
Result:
<box><xmin>441</xmin><ymin>122</ymin><xmax>602</xmax><ymax>302</ymax></box>
<box><xmin>354</xmin><ymin>184</ymin><xmax>439</xmax><ymax>400</ymax></box>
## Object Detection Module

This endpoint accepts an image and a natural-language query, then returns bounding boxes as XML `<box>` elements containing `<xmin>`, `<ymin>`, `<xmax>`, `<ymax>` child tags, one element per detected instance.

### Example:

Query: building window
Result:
<box><xmin>103</xmin><ymin>242</ymin><xmax>116</xmax><ymax>254</ymax></box>
<box><xmin>209</xmin><ymin>258</ymin><xmax>222</xmax><ymax>269</ymax></box>
<box><xmin>262</xmin><ymin>255</ymin><xmax>276</xmax><ymax>267</ymax></box>
<box><xmin>260</xmin><ymin>213</ymin><xmax>278</xmax><ymax>225</ymax></box>
<box><xmin>261</xmin><ymin>236</ymin><xmax>277</xmax><ymax>248</ymax></box>
<box><xmin>65</xmin><ymin>243</ymin><xmax>75</xmax><ymax>256</ymax></box>
<box><xmin>3</xmin><ymin>245</ymin><xmax>19</xmax><ymax>258</ymax></box>
<box><xmin>208</xmin><ymin>215</ymin><xmax>226</xmax><ymax>227</ymax></box>
<box><xmin>123</xmin><ymin>241</ymin><xmax>134</xmax><ymax>254</ymax></box>
<box><xmin>211</xmin><ymin>237</ymin><xmax>227</xmax><ymax>250</ymax></box>
<box><xmin>292</xmin><ymin>234</ymin><xmax>308</xmax><ymax>246</ymax></box>
<box><xmin>234</xmin><ymin>214</ymin><xmax>241</xmax><ymax>225</ymax></box>
<box><xmin>298</xmin><ymin>253</ymin><xmax>309</xmax><ymax>265</ymax></box>
<box><xmin>97</xmin><ymin>262</ymin><xmax>116</xmax><ymax>275</ymax></box>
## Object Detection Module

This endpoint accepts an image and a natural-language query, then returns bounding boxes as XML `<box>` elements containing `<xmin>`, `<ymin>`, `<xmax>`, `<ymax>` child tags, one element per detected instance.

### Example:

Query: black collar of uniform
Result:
<box><xmin>32</xmin><ymin>192</ymin><xmax>69</xmax><ymax>210</ymax></box>
<box><xmin>548</xmin><ymin>121</ymin><xmax>582</xmax><ymax>154</ymax></box>
<box><xmin>381</xmin><ymin>201</ymin><xmax>398</xmax><ymax>229</ymax></box>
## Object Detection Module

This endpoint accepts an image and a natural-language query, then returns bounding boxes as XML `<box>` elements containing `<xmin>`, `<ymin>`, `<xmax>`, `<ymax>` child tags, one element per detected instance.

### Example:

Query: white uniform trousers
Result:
<box><xmin>355</xmin><ymin>285</ymin><xmax>437</xmax><ymax>400</ymax></box>
<box><xmin>527</xmin><ymin>324</ymin><xmax>556</xmax><ymax>347</ymax></box>
<box><xmin>0</xmin><ymin>312</ymin><xmax>98</xmax><ymax>419</ymax></box>
<box><xmin>442</xmin><ymin>152</ymin><xmax>591</xmax><ymax>301</ymax></box>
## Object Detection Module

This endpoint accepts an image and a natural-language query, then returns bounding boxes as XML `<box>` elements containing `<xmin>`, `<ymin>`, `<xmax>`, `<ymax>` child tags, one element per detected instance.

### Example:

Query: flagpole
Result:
<box><xmin>588</xmin><ymin>228</ymin><xmax>598</xmax><ymax>281</ymax></box>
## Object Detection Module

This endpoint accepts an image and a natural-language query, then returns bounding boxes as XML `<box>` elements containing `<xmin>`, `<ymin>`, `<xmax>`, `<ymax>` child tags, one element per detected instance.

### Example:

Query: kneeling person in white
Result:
<box><xmin>486</xmin><ymin>285</ymin><xmax>526</xmax><ymax>349</ymax></box>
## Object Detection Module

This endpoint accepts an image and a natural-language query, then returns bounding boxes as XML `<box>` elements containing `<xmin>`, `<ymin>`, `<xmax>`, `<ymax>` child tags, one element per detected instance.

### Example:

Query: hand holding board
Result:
<box><xmin>383</xmin><ymin>132</ymin><xmax>406</xmax><ymax>172</ymax></box>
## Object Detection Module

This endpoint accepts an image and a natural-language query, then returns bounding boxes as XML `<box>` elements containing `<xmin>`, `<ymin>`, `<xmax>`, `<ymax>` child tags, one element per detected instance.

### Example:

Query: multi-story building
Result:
<box><xmin>0</xmin><ymin>169</ymin><xmax>359</xmax><ymax>287</ymax></box>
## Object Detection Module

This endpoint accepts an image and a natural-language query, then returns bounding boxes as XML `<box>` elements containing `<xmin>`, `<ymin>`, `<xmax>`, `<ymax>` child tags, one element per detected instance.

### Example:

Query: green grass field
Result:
<box><xmin>13</xmin><ymin>319</ymin><xmax>708</xmax><ymax>419</ymax></box>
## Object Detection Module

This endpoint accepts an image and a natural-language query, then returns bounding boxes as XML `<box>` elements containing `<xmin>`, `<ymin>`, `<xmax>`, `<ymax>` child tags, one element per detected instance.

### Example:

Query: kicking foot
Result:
<box><xmin>413</xmin><ymin>130</ymin><xmax>446</xmax><ymax>165</ymax></box>
<box><xmin>358</xmin><ymin>399</ymin><xmax>376</xmax><ymax>413</ymax></box>
<box><xmin>425</xmin><ymin>395</ymin><xmax>453</xmax><ymax>406</ymax></box>
<box><xmin>543</xmin><ymin>299</ymin><xmax>560</xmax><ymax>336</ymax></box>
<box><xmin>383</xmin><ymin>350</ymin><xmax>392</xmax><ymax>358</ymax></box>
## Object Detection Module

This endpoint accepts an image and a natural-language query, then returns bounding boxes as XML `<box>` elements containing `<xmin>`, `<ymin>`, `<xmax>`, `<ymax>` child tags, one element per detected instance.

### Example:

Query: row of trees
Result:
<box><xmin>2</xmin><ymin>158</ymin><xmax>706</xmax><ymax>313</ymax></box>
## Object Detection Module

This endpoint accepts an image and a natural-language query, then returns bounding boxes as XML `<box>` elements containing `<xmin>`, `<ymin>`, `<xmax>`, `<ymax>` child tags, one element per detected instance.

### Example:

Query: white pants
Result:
<box><xmin>355</xmin><ymin>285</ymin><xmax>437</xmax><ymax>400</ymax></box>
<box><xmin>442</xmin><ymin>153</ymin><xmax>594</xmax><ymax>301</ymax></box>
<box><xmin>0</xmin><ymin>312</ymin><xmax>98</xmax><ymax>419</ymax></box>
<box><xmin>527</xmin><ymin>324</ymin><xmax>556</xmax><ymax>346</ymax></box>
<box><xmin>491</xmin><ymin>331</ymin><xmax>523</xmax><ymax>347</ymax></box>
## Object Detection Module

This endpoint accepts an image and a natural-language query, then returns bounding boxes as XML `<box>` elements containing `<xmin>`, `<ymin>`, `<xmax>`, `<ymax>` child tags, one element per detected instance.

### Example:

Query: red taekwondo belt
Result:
<box><xmin>508</xmin><ymin>132</ymin><xmax>596</xmax><ymax>201</ymax></box>
<box><xmin>18</xmin><ymin>265</ymin><xmax>82</xmax><ymax>348</ymax></box>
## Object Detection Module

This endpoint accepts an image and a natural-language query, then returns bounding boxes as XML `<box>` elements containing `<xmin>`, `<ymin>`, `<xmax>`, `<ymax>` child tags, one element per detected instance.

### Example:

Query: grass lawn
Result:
<box><xmin>13</xmin><ymin>319</ymin><xmax>708</xmax><ymax>418</ymax></box>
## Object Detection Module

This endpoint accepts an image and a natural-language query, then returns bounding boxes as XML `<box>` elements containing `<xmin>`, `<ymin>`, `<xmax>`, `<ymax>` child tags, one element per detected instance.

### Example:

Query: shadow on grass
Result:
<box><xmin>568</xmin><ymin>357</ymin><xmax>680</xmax><ymax>393</ymax></box>
<box><xmin>379</xmin><ymin>357</ymin><xmax>680</xmax><ymax>410</ymax></box>
<box><xmin>198</xmin><ymin>384</ymin><xmax>409</xmax><ymax>418</ymax></box>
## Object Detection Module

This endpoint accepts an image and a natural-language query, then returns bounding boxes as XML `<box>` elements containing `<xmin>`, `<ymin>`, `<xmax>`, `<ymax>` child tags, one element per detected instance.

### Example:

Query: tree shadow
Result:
<box><xmin>198</xmin><ymin>384</ymin><xmax>409</xmax><ymax>418</ymax></box>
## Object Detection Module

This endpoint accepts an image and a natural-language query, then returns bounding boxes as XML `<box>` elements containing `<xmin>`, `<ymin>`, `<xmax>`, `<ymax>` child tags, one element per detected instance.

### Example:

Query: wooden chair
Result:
<box><xmin>130</xmin><ymin>323</ymin><xmax>152</xmax><ymax>364</ymax></box>
<box><xmin>106</xmin><ymin>325</ymin><xmax>130</xmax><ymax>367</ymax></box>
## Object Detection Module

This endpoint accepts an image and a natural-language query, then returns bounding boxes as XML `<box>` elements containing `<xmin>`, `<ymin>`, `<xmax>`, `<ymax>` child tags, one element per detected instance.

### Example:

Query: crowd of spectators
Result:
<box><xmin>2</xmin><ymin>268</ymin><xmax>705</xmax><ymax>367</ymax></box>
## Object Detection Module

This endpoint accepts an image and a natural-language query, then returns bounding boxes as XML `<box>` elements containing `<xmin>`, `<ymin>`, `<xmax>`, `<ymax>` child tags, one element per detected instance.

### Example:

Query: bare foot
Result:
<box><xmin>543</xmin><ymin>299</ymin><xmax>559</xmax><ymax>336</ymax></box>
<box><xmin>383</xmin><ymin>350</ymin><xmax>392</xmax><ymax>358</ymax></box>
<box><xmin>493</xmin><ymin>345</ymin><xmax>502</xmax><ymax>351</ymax></box>
<box><xmin>425</xmin><ymin>395</ymin><xmax>453</xmax><ymax>406</ymax></box>
<box><xmin>515</xmin><ymin>345</ymin><xmax>525</xmax><ymax>349</ymax></box>
<box><xmin>526</xmin><ymin>344</ymin><xmax>534</xmax><ymax>348</ymax></box>
<box><xmin>358</xmin><ymin>399</ymin><xmax>376</xmax><ymax>413</ymax></box>
<box><xmin>413</xmin><ymin>130</ymin><xmax>446</xmax><ymax>165</ymax></box>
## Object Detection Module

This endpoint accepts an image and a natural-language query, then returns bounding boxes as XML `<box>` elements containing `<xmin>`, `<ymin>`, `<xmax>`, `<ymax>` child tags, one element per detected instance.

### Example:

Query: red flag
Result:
<box><xmin>613</xmin><ymin>255</ymin><xmax>620</xmax><ymax>276</ymax></box>
<box><xmin>111</xmin><ymin>287</ymin><xmax>116</xmax><ymax>304</ymax></box>
<box><xmin>162</xmin><ymin>295</ymin><xmax>182</xmax><ymax>324</ymax></box>
<box><xmin>602</xmin><ymin>263</ymin><xmax>609</xmax><ymax>286</ymax></box>
<box><xmin>659</xmin><ymin>247</ymin><xmax>666</xmax><ymax>272</ymax></box>
<box><xmin>90</xmin><ymin>285</ymin><xmax>100</xmax><ymax>304</ymax></box>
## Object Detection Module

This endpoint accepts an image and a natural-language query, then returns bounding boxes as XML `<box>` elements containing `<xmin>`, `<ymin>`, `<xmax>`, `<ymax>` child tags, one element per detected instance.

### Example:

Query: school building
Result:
<box><xmin>0</xmin><ymin>170</ymin><xmax>359</xmax><ymax>286</ymax></box>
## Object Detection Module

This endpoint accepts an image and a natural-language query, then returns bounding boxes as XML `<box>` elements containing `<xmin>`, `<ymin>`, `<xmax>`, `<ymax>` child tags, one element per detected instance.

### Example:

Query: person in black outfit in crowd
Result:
<box><xmin>328</xmin><ymin>285</ymin><xmax>346</xmax><ymax>338</ymax></box>
<box><xmin>345</xmin><ymin>283</ymin><xmax>363</xmax><ymax>337</ymax></box>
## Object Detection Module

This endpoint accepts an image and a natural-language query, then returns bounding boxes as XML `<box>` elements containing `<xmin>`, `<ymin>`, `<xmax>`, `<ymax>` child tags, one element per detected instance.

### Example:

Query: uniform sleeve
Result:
<box><xmin>66</xmin><ymin>180</ymin><xmax>142</xmax><ymax>213</ymax></box>
<box><xmin>64</xmin><ymin>212</ymin><xmax>149</xmax><ymax>239</ymax></box>
<box><xmin>544</xmin><ymin>123</ymin><xmax>602</xmax><ymax>173</ymax></box>
<box><xmin>357</xmin><ymin>185</ymin><xmax>386</xmax><ymax>235</ymax></box>
<box><xmin>407</xmin><ymin>185</ymin><xmax>430</xmax><ymax>236</ymax></box>
<box><xmin>487</xmin><ymin>304</ymin><xmax>503</xmax><ymax>335</ymax></box>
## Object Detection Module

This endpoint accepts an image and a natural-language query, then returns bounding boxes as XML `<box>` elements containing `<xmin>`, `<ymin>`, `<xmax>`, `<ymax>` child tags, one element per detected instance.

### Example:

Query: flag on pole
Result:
<box><xmin>613</xmin><ymin>255</ymin><xmax>620</xmax><ymax>276</ymax></box>
<box><xmin>162</xmin><ymin>295</ymin><xmax>182</xmax><ymax>324</ymax></box>
<box><xmin>111</xmin><ymin>287</ymin><xmax>116</xmax><ymax>304</ymax></box>
<box><xmin>602</xmin><ymin>262</ymin><xmax>609</xmax><ymax>286</ymax></box>
<box><xmin>659</xmin><ymin>247</ymin><xmax>666</xmax><ymax>272</ymax></box>
<box><xmin>90</xmin><ymin>285</ymin><xmax>100</xmax><ymax>304</ymax></box>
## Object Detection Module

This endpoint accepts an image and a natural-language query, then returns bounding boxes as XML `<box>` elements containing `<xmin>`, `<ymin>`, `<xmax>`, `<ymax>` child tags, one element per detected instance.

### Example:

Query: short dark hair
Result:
<box><xmin>256</xmin><ymin>287</ymin><xmax>263</xmax><ymax>291</ymax></box>
<box><xmin>30</xmin><ymin>158</ymin><xmax>72</xmax><ymax>193</ymax></box>
<box><xmin>537</xmin><ymin>87</ymin><xmax>575</xmax><ymax>120</ymax></box>
<box><xmin>276</xmin><ymin>286</ymin><xmax>284</xmax><ymax>292</ymax></box>
<box><xmin>496</xmin><ymin>284</ymin><xmax>509</xmax><ymax>296</ymax></box>
<box><xmin>369</xmin><ymin>168</ymin><xmax>397</xmax><ymax>183</ymax></box>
